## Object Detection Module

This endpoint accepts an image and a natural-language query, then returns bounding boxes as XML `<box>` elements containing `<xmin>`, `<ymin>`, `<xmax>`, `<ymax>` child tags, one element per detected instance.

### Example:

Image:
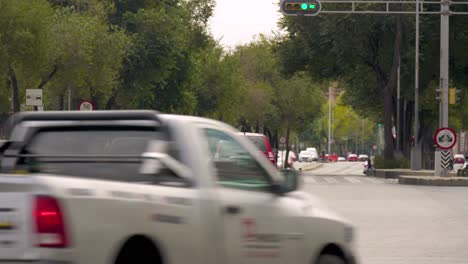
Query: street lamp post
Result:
<box><xmin>328</xmin><ymin>86</ymin><xmax>332</xmax><ymax>155</ymax></box>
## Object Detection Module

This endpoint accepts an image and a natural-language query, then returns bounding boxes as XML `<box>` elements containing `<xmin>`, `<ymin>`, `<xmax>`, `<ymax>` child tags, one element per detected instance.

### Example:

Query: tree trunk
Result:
<box><xmin>383</xmin><ymin>89</ymin><xmax>395</xmax><ymax>159</ymax></box>
<box><xmin>284</xmin><ymin>124</ymin><xmax>291</xmax><ymax>169</ymax></box>
<box><xmin>382</xmin><ymin>16</ymin><xmax>402</xmax><ymax>160</ymax></box>
<box><xmin>8</xmin><ymin>67</ymin><xmax>20</xmax><ymax>113</ymax></box>
<box><xmin>273</xmin><ymin>129</ymin><xmax>279</xmax><ymax>164</ymax></box>
<box><xmin>255</xmin><ymin>120</ymin><xmax>259</xmax><ymax>133</ymax></box>
<box><xmin>37</xmin><ymin>65</ymin><xmax>58</xmax><ymax>90</ymax></box>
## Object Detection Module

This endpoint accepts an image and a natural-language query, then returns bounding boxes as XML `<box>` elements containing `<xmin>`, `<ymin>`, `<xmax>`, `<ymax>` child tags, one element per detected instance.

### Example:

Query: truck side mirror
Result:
<box><xmin>272</xmin><ymin>169</ymin><xmax>301</xmax><ymax>194</ymax></box>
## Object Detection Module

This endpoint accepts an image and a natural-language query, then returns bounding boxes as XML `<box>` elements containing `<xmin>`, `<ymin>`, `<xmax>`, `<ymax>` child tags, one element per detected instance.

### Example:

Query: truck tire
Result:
<box><xmin>316</xmin><ymin>254</ymin><xmax>346</xmax><ymax>264</ymax></box>
<box><xmin>114</xmin><ymin>236</ymin><xmax>162</xmax><ymax>264</ymax></box>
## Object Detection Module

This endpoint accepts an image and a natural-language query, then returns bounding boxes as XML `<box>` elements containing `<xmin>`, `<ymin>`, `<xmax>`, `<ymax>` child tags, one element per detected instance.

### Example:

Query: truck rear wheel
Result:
<box><xmin>316</xmin><ymin>254</ymin><xmax>346</xmax><ymax>264</ymax></box>
<box><xmin>114</xmin><ymin>235</ymin><xmax>162</xmax><ymax>264</ymax></box>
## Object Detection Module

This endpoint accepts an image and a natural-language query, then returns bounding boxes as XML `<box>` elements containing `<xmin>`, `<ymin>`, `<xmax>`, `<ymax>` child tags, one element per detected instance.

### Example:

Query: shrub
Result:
<box><xmin>374</xmin><ymin>155</ymin><xmax>410</xmax><ymax>169</ymax></box>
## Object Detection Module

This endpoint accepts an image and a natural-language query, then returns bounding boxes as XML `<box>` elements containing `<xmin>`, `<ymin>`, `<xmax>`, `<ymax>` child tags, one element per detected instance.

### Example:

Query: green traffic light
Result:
<box><xmin>310</xmin><ymin>3</ymin><xmax>316</xmax><ymax>9</ymax></box>
<box><xmin>301</xmin><ymin>3</ymin><xmax>308</xmax><ymax>10</ymax></box>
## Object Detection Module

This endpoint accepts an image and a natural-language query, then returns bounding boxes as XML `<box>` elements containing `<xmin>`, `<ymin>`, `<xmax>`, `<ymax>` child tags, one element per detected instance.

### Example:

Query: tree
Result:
<box><xmin>42</xmin><ymin>6</ymin><xmax>131</xmax><ymax>110</ymax></box>
<box><xmin>274</xmin><ymin>73</ymin><xmax>323</xmax><ymax>168</ymax></box>
<box><xmin>0</xmin><ymin>0</ymin><xmax>53</xmax><ymax>112</ymax></box>
<box><xmin>278</xmin><ymin>14</ymin><xmax>410</xmax><ymax>160</ymax></box>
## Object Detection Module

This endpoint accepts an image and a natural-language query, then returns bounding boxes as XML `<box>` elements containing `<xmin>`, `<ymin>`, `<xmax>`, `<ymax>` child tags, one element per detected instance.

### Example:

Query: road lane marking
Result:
<box><xmin>323</xmin><ymin>177</ymin><xmax>338</xmax><ymax>183</ymax></box>
<box><xmin>365</xmin><ymin>178</ymin><xmax>383</xmax><ymax>184</ymax></box>
<box><xmin>344</xmin><ymin>177</ymin><xmax>362</xmax><ymax>184</ymax></box>
<box><xmin>304</xmin><ymin>177</ymin><xmax>317</xmax><ymax>184</ymax></box>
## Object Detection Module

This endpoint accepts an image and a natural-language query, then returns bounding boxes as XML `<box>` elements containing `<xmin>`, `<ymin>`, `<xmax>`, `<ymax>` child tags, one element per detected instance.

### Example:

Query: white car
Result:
<box><xmin>299</xmin><ymin>150</ymin><xmax>312</xmax><ymax>162</ymax></box>
<box><xmin>338</xmin><ymin>157</ymin><xmax>346</xmax><ymax>161</ymax></box>
<box><xmin>306</xmin><ymin>147</ymin><xmax>319</xmax><ymax>161</ymax></box>
<box><xmin>358</xmin><ymin>154</ymin><xmax>369</xmax><ymax>161</ymax></box>
<box><xmin>453</xmin><ymin>154</ymin><xmax>466</xmax><ymax>172</ymax></box>
<box><xmin>0</xmin><ymin>111</ymin><xmax>357</xmax><ymax>264</ymax></box>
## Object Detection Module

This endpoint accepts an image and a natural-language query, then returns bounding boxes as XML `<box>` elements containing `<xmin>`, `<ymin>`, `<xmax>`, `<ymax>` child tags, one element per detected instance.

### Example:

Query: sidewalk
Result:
<box><xmin>399</xmin><ymin>175</ymin><xmax>468</xmax><ymax>186</ymax></box>
<box><xmin>374</xmin><ymin>169</ymin><xmax>434</xmax><ymax>179</ymax></box>
<box><xmin>372</xmin><ymin>169</ymin><xmax>468</xmax><ymax>186</ymax></box>
<box><xmin>294</xmin><ymin>162</ymin><xmax>323</xmax><ymax>172</ymax></box>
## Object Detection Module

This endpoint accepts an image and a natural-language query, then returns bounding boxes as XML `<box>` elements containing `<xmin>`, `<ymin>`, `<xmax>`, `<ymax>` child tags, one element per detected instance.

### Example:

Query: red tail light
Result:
<box><xmin>33</xmin><ymin>196</ymin><xmax>69</xmax><ymax>248</ymax></box>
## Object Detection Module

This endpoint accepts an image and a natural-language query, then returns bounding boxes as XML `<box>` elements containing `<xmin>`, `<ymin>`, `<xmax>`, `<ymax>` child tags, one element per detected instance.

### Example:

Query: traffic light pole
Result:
<box><xmin>282</xmin><ymin>0</ymin><xmax>468</xmax><ymax>174</ymax></box>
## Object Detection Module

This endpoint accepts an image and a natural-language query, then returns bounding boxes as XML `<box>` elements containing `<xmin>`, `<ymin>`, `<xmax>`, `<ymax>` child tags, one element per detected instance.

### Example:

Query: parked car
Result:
<box><xmin>338</xmin><ymin>157</ymin><xmax>346</xmax><ymax>161</ymax></box>
<box><xmin>348</xmin><ymin>154</ymin><xmax>358</xmax><ymax>162</ymax></box>
<box><xmin>453</xmin><ymin>154</ymin><xmax>466</xmax><ymax>172</ymax></box>
<box><xmin>0</xmin><ymin>110</ymin><xmax>358</xmax><ymax>264</ymax></box>
<box><xmin>358</xmin><ymin>154</ymin><xmax>369</xmax><ymax>161</ymax></box>
<box><xmin>454</xmin><ymin>154</ymin><xmax>465</xmax><ymax>164</ymax></box>
<box><xmin>299</xmin><ymin>150</ymin><xmax>312</xmax><ymax>162</ymax></box>
<box><xmin>238</xmin><ymin>132</ymin><xmax>275</xmax><ymax>165</ymax></box>
<box><xmin>306</xmin><ymin>147</ymin><xmax>319</xmax><ymax>161</ymax></box>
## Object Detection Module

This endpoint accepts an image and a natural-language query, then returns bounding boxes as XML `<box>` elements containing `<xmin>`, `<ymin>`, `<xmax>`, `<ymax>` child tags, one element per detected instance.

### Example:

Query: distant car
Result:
<box><xmin>358</xmin><ymin>154</ymin><xmax>369</xmax><ymax>161</ymax></box>
<box><xmin>454</xmin><ymin>154</ymin><xmax>465</xmax><ymax>164</ymax></box>
<box><xmin>238</xmin><ymin>132</ymin><xmax>275</xmax><ymax>165</ymax></box>
<box><xmin>306</xmin><ymin>147</ymin><xmax>319</xmax><ymax>161</ymax></box>
<box><xmin>453</xmin><ymin>154</ymin><xmax>466</xmax><ymax>172</ymax></box>
<box><xmin>338</xmin><ymin>157</ymin><xmax>346</xmax><ymax>161</ymax></box>
<box><xmin>299</xmin><ymin>150</ymin><xmax>312</xmax><ymax>162</ymax></box>
<box><xmin>348</xmin><ymin>154</ymin><xmax>358</xmax><ymax>162</ymax></box>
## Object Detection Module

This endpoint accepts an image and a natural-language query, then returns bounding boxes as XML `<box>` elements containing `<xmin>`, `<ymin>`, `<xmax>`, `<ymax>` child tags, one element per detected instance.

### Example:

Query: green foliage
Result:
<box><xmin>374</xmin><ymin>155</ymin><xmax>410</xmax><ymax>169</ymax></box>
<box><xmin>0</xmin><ymin>0</ymin><xmax>326</xmax><ymax>141</ymax></box>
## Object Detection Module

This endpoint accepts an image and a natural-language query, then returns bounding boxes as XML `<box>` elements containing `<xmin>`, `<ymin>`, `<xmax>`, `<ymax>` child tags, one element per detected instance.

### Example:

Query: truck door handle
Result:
<box><xmin>225</xmin><ymin>205</ymin><xmax>242</xmax><ymax>215</ymax></box>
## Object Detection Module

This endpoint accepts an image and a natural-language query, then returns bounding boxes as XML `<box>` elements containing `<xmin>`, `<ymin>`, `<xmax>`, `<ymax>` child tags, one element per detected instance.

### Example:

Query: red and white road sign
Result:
<box><xmin>78</xmin><ymin>100</ymin><xmax>94</xmax><ymax>111</ymax></box>
<box><xmin>434</xmin><ymin>127</ymin><xmax>457</xmax><ymax>150</ymax></box>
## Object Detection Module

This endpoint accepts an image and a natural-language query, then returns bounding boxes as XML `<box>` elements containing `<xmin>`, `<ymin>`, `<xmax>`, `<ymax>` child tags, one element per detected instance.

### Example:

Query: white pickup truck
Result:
<box><xmin>0</xmin><ymin>111</ymin><xmax>357</xmax><ymax>264</ymax></box>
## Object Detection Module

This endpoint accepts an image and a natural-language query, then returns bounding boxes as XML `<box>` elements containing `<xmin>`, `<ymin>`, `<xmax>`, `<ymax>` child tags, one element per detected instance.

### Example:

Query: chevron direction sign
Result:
<box><xmin>434</xmin><ymin>127</ymin><xmax>457</xmax><ymax>150</ymax></box>
<box><xmin>441</xmin><ymin>150</ymin><xmax>452</xmax><ymax>169</ymax></box>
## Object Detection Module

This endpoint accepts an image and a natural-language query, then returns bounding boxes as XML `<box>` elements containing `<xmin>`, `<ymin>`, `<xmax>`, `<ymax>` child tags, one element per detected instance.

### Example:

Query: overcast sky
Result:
<box><xmin>209</xmin><ymin>0</ymin><xmax>282</xmax><ymax>49</ymax></box>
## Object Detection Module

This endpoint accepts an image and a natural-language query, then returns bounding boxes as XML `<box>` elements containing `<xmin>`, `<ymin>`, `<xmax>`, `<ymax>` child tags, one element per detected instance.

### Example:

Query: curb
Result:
<box><xmin>374</xmin><ymin>169</ymin><xmax>434</xmax><ymax>179</ymax></box>
<box><xmin>399</xmin><ymin>175</ymin><xmax>468</xmax><ymax>186</ymax></box>
<box><xmin>297</xmin><ymin>163</ymin><xmax>323</xmax><ymax>172</ymax></box>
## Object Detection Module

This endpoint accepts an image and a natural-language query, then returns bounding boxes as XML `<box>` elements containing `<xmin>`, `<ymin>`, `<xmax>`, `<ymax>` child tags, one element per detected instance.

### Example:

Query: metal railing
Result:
<box><xmin>319</xmin><ymin>0</ymin><xmax>468</xmax><ymax>14</ymax></box>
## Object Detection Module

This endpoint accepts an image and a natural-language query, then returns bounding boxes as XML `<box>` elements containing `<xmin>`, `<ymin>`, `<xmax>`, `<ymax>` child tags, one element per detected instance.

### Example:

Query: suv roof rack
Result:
<box><xmin>8</xmin><ymin>110</ymin><xmax>161</xmax><ymax>125</ymax></box>
<box><xmin>4</xmin><ymin>110</ymin><xmax>163</xmax><ymax>139</ymax></box>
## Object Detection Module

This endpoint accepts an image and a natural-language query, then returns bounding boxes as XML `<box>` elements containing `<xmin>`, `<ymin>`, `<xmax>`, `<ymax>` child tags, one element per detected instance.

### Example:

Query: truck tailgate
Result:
<box><xmin>0</xmin><ymin>175</ymin><xmax>39</xmax><ymax>260</ymax></box>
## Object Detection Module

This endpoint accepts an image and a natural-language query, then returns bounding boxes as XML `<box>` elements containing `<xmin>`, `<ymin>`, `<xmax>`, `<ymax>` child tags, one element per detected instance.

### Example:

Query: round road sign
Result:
<box><xmin>434</xmin><ymin>127</ymin><xmax>457</xmax><ymax>150</ymax></box>
<box><xmin>280</xmin><ymin>137</ymin><xmax>286</xmax><ymax>144</ymax></box>
<box><xmin>79</xmin><ymin>100</ymin><xmax>94</xmax><ymax>111</ymax></box>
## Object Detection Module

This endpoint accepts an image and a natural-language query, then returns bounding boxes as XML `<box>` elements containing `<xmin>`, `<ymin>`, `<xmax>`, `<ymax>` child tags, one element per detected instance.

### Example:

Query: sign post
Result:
<box><xmin>26</xmin><ymin>89</ymin><xmax>43</xmax><ymax>111</ymax></box>
<box><xmin>434</xmin><ymin>127</ymin><xmax>457</xmax><ymax>176</ymax></box>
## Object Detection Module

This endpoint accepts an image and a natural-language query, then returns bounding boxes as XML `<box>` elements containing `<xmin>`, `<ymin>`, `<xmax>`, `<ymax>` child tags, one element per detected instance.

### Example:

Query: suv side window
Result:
<box><xmin>204</xmin><ymin>129</ymin><xmax>271</xmax><ymax>191</ymax></box>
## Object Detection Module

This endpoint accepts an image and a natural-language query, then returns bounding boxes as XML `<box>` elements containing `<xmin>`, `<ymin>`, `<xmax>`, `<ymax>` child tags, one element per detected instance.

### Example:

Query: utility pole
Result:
<box><xmin>328</xmin><ymin>86</ymin><xmax>332</xmax><ymax>155</ymax></box>
<box><xmin>439</xmin><ymin>0</ymin><xmax>450</xmax><ymax>176</ymax></box>
<box><xmin>361</xmin><ymin>119</ymin><xmax>365</xmax><ymax>154</ymax></box>
<box><xmin>411</xmin><ymin>0</ymin><xmax>422</xmax><ymax>169</ymax></box>
<box><xmin>68</xmin><ymin>86</ymin><xmax>71</xmax><ymax>111</ymax></box>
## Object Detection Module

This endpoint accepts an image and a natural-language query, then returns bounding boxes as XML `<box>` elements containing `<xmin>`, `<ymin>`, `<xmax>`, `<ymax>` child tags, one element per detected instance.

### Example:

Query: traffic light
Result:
<box><xmin>281</xmin><ymin>0</ymin><xmax>321</xmax><ymax>16</ymax></box>
<box><xmin>449</xmin><ymin>87</ymin><xmax>461</xmax><ymax>105</ymax></box>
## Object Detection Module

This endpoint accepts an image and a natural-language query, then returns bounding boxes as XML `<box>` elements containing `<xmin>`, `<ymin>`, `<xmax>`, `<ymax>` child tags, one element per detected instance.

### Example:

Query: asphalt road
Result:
<box><xmin>302</xmin><ymin>162</ymin><xmax>468</xmax><ymax>264</ymax></box>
